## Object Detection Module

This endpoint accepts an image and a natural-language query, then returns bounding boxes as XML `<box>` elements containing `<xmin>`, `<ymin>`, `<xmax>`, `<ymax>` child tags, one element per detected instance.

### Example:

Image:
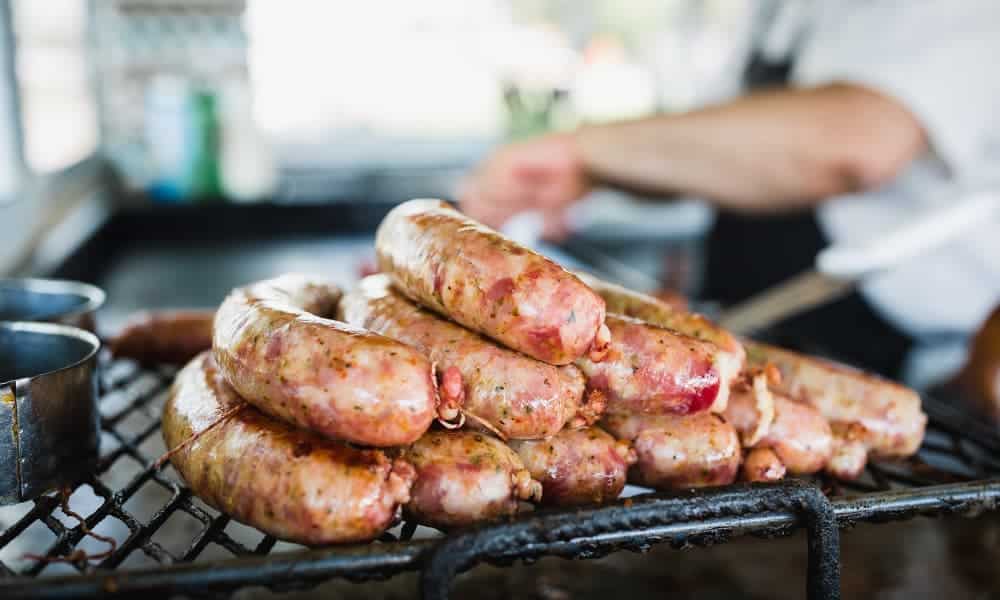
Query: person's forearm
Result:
<box><xmin>575</xmin><ymin>84</ymin><xmax>926</xmax><ymax>212</ymax></box>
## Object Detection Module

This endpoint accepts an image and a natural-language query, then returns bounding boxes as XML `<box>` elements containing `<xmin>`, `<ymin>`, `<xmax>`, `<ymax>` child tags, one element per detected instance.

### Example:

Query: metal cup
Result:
<box><xmin>0</xmin><ymin>278</ymin><xmax>105</xmax><ymax>332</ymax></box>
<box><xmin>0</xmin><ymin>322</ymin><xmax>101</xmax><ymax>504</ymax></box>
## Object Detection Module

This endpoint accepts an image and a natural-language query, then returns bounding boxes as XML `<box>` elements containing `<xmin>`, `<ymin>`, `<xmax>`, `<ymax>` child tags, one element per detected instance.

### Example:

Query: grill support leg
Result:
<box><xmin>801</xmin><ymin>484</ymin><xmax>841</xmax><ymax>600</ymax></box>
<box><xmin>420</xmin><ymin>480</ymin><xmax>840</xmax><ymax>600</ymax></box>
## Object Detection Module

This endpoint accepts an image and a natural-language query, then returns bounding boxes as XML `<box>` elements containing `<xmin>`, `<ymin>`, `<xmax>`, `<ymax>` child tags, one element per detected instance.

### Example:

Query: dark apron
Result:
<box><xmin>702</xmin><ymin>53</ymin><xmax>912</xmax><ymax>377</ymax></box>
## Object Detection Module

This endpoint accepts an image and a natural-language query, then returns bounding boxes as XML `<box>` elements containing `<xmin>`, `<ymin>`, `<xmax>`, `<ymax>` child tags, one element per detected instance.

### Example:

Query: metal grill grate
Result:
<box><xmin>1</xmin><ymin>356</ymin><xmax>999</xmax><ymax>599</ymax></box>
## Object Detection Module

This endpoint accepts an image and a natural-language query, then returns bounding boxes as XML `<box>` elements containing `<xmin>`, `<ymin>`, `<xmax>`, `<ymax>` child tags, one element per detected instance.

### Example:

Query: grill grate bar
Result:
<box><xmin>181</xmin><ymin>515</ymin><xmax>230</xmax><ymax>562</ymax></box>
<box><xmin>0</xmin><ymin>357</ymin><xmax>998</xmax><ymax>599</ymax></box>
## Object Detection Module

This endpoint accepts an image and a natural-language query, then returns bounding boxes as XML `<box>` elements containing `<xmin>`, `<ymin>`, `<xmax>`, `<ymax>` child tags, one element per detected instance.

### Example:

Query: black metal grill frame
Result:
<box><xmin>0</xmin><ymin>357</ymin><xmax>996</xmax><ymax>600</ymax></box>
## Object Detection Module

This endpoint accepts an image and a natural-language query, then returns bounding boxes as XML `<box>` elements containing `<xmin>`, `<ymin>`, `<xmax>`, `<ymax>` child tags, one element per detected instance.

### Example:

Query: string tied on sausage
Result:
<box><xmin>458</xmin><ymin>409</ymin><xmax>507</xmax><ymax>441</ymax></box>
<box><xmin>23</xmin><ymin>486</ymin><xmax>118</xmax><ymax>565</ymax></box>
<box><xmin>153</xmin><ymin>401</ymin><xmax>247</xmax><ymax>470</ymax></box>
<box><xmin>432</xmin><ymin>361</ymin><xmax>512</xmax><ymax>439</ymax></box>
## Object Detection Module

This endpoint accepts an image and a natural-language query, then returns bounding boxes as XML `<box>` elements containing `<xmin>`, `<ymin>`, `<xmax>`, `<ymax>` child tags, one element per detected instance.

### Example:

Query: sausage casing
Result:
<box><xmin>509</xmin><ymin>427</ymin><xmax>635</xmax><ymax>506</ymax></box>
<box><xmin>603</xmin><ymin>412</ymin><xmax>741</xmax><ymax>490</ymax></box>
<box><xmin>724</xmin><ymin>380</ymin><xmax>834</xmax><ymax>476</ymax></box>
<box><xmin>375</xmin><ymin>199</ymin><xmax>609</xmax><ymax>365</ymax></box>
<box><xmin>744</xmin><ymin>341</ymin><xmax>926</xmax><ymax>458</ymax></box>
<box><xmin>576</xmin><ymin>271</ymin><xmax>745</xmax><ymax>409</ymax></box>
<box><xmin>577</xmin><ymin>273</ymin><xmax>925</xmax><ymax>461</ymax></box>
<box><xmin>213</xmin><ymin>274</ymin><xmax>447</xmax><ymax>447</ymax></box>
<box><xmin>339</xmin><ymin>275</ymin><xmax>597</xmax><ymax>439</ymax></box>
<box><xmin>742</xmin><ymin>447</ymin><xmax>787</xmax><ymax>482</ymax></box>
<box><xmin>403</xmin><ymin>430</ymin><xmax>541</xmax><ymax>529</ymax></box>
<box><xmin>163</xmin><ymin>353</ymin><xmax>415</xmax><ymax>545</ymax></box>
<box><xmin>576</xmin><ymin>315</ymin><xmax>724</xmax><ymax>416</ymax></box>
<box><xmin>110</xmin><ymin>309</ymin><xmax>215</xmax><ymax>365</ymax></box>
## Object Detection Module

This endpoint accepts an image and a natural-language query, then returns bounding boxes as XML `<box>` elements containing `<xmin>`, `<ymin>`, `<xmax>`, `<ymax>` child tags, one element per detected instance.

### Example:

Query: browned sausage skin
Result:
<box><xmin>744</xmin><ymin>341</ymin><xmax>926</xmax><ymax>459</ymax></box>
<box><xmin>576</xmin><ymin>314</ymin><xmax>726</xmax><ymax>416</ymax></box>
<box><xmin>742</xmin><ymin>448</ymin><xmax>787</xmax><ymax>482</ymax></box>
<box><xmin>577</xmin><ymin>273</ymin><xmax>926</xmax><ymax>467</ymax></box>
<box><xmin>339</xmin><ymin>275</ymin><xmax>599</xmax><ymax>440</ymax></box>
<box><xmin>403</xmin><ymin>430</ymin><xmax>542</xmax><ymax>529</ymax></box>
<box><xmin>509</xmin><ymin>427</ymin><xmax>635</xmax><ymax>506</ymax></box>
<box><xmin>375</xmin><ymin>199</ymin><xmax>610</xmax><ymax>365</ymax></box>
<box><xmin>213</xmin><ymin>274</ymin><xmax>458</xmax><ymax>447</ymax></box>
<box><xmin>163</xmin><ymin>353</ymin><xmax>415</xmax><ymax>545</ymax></box>
<box><xmin>724</xmin><ymin>373</ymin><xmax>834</xmax><ymax>477</ymax></box>
<box><xmin>575</xmin><ymin>271</ymin><xmax>745</xmax><ymax>410</ymax></box>
<box><xmin>603</xmin><ymin>412</ymin><xmax>741</xmax><ymax>490</ymax></box>
<box><xmin>110</xmin><ymin>309</ymin><xmax>215</xmax><ymax>365</ymax></box>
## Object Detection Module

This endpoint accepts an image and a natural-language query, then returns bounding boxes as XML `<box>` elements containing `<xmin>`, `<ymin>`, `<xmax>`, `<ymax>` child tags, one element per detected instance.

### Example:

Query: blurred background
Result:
<box><xmin>2</xmin><ymin>3</ymin><xmax>1000</xmax><ymax>599</ymax></box>
<box><xmin>3</xmin><ymin>0</ymin><xmax>753</xmax><ymax>289</ymax></box>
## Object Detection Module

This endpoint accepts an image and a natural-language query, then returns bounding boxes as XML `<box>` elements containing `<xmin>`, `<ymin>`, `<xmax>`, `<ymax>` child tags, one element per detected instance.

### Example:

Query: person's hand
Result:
<box><xmin>459</xmin><ymin>132</ymin><xmax>590</xmax><ymax>240</ymax></box>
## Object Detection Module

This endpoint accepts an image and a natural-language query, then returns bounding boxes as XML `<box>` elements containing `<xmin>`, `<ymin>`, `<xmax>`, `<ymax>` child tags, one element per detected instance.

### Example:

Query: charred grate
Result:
<box><xmin>0</xmin><ymin>356</ymin><xmax>998</xmax><ymax>599</ymax></box>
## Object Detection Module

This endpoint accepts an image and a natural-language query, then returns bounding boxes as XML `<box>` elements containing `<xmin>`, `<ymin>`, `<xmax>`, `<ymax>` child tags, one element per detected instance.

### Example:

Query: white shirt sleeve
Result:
<box><xmin>790</xmin><ymin>0</ymin><xmax>1000</xmax><ymax>178</ymax></box>
<box><xmin>790</xmin><ymin>1</ymin><xmax>1000</xmax><ymax>338</ymax></box>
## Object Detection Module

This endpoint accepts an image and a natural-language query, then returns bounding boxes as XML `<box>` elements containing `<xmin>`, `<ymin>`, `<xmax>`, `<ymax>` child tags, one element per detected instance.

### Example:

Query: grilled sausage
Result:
<box><xmin>724</xmin><ymin>375</ymin><xmax>834</xmax><ymax>476</ymax></box>
<box><xmin>213</xmin><ymin>274</ymin><xmax>459</xmax><ymax>447</ymax></box>
<box><xmin>826</xmin><ymin>424</ymin><xmax>870</xmax><ymax>480</ymax></box>
<box><xmin>163</xmin><ymin>353</ymin><xmax>415</xmax><ymax>545</ymax></box>
<box><xmin>403</xmin><ymin>430</ymin><xmax>542</xmax><ymax>529</ymax></box>
<box><xmin>110</xmin><ymin>309</ymin><xmax>215</xmax><ymax>365</ymax></box>
<box><xmin>509</xmin><ymin>427</ymin><xmax>636</xmax><ymax>506</ymax></box>
<box><xmin>575</xmin><ymin>314</ymin><xmax>725</xmax><ymax>416</ymax></box>
<box><xmin>723</xmin><ymin>371</ymin><xmax>775</xmax><ymax>448</ymax></box>
<box><xmin>576</xmin><ymin>273</ymin><xmax>925</xmax><ymax>462</ymax></box>
<box><xmin>603</xmin><ymin>412</ymin><xmax>741</xmax><ymax>490</ymax></box>
<box><xmin>744</xmin><ymin>341</ymin><xmax>926</xmax><ymax>459</ymax></box>
<box><xmin>576</xmin><ymin>271</ymin><xmax>745</xmax><ymax>411</ymax></box>
<box><xmin>742</xmin><ymin>447</ymin><xmax>787</xmax><ymax>482</ymax></box>
<box><xmin>375</xmin><ymin>199</ymin><xmax>610</xmax><ymax>365</ymax></box>
<box><xmin>339</xmin><ymin>275</ymin><xmax>600</xmax><ymax>439</ymax></box>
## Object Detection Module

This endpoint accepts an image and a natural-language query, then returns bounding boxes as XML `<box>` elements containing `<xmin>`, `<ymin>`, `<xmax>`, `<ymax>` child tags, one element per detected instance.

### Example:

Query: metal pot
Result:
<box><xmin>0</xmin><ymin>278</ymin><xmax>105</xmax><ymax>332</ymax></box>
<box><xmin>0</xmin><ymin>322</ymin><xmax>101</xmax><ymax>504</ymax></box>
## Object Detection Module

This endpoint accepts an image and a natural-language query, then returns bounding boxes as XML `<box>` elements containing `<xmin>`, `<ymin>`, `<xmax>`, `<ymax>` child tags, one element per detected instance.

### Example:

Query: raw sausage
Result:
<box><xmin>162</xmin><ymin>353</ymin><xmax>415</xmax><ymax>545</ymax></box>
<box><xmin>339</xmin><ymin>275</ymin><xmax>600</xmax><ymax>439</ymax></box>
<box><xmin>576</xmin><ymin>314</ymin><xmax>725</xmax><ymax>416</ymax></box>
<box><xmin>603</xmin><ymin>412</ymin><xmax>741</xmax><ymax>490</ymax></box>
<box><xmin>213</xmin><ymin>274</ymin><xmax>459</xmax><ymax>447</ymax></box>
<box><xmin>509</xmin><ymin>427</ymin><xmax>635</xmax><ymax>506</ymax></box>
<box><xmin>403</xmin><ymin>430</ymin><xmax>542</xmax><ymax>529</ymax></box>
<box><xmin>375</xmin><ymin>199</ymin><xmax>610</xmax><ymax>365</ymax></box>
<box><xmin>110</xmin><ymin>309</ymin><xmax>214</xmax><ymax>365</ymax></box>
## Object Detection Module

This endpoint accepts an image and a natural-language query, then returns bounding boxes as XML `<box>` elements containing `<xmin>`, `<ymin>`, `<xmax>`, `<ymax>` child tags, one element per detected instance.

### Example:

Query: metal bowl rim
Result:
<box><xmin>0</xmin><ymin>278</ymin><xmax>106</xmax><ymax>322</ymax></box>
<box><xmin>0</xmin><ymin>321</ymin><xmax>101</xmax><ymax>386</ymax></box>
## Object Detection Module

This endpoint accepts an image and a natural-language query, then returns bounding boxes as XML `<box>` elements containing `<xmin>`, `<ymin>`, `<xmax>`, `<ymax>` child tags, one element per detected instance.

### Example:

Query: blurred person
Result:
<box><xmin>460</xmin><ymin>1</ymin><xmax>1000</xmax><ymax>376</ymax></box>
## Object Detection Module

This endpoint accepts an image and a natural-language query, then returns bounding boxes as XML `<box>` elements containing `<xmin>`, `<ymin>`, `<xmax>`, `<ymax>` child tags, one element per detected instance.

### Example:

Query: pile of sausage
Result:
<box><xmin>112</xmin><ymin>199</ymin><xmax>928</xmax><ymax>546</ymax></box>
